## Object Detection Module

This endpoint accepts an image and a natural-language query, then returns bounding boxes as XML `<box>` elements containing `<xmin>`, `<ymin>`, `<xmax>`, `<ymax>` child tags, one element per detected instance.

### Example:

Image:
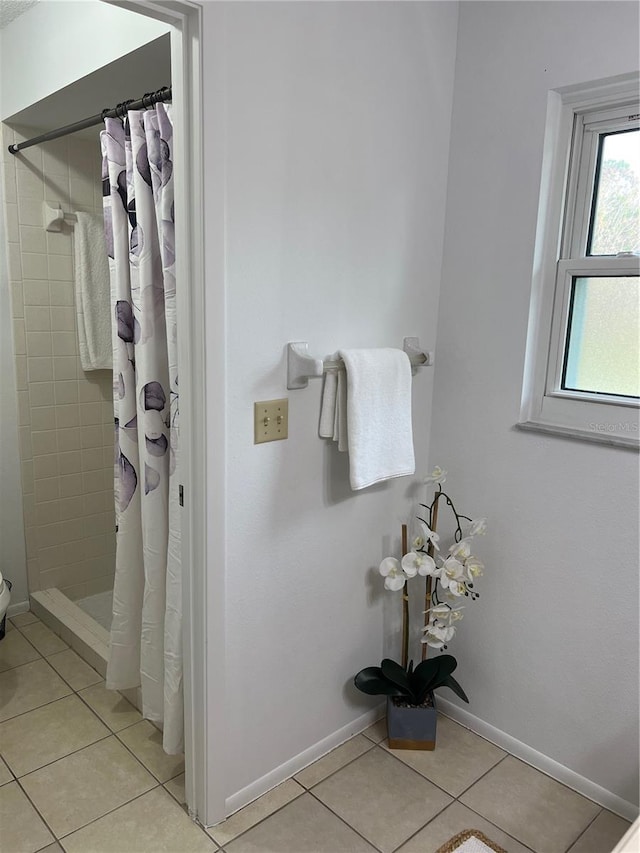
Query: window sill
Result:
<box><xmin>515</xmin><ymin>420</ymin><xmax>639</xmax><ymax>450</ymax></box>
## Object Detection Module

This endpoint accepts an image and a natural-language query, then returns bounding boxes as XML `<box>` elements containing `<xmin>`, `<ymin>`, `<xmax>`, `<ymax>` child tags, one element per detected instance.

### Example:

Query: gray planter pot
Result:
<box><xmin>386</xmin><ymin>692</ymin><xmax>437</xmax><ymax>750</ymax></box>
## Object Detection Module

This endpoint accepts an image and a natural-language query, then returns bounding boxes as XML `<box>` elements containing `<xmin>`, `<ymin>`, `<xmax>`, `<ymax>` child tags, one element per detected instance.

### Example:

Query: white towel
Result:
<box><xmin>319</xmin><ymin>369</ymin><xmax>338</xmax><ymax>438</ymax></box>
<box><xmin>336</xmin><ymin>368</ymin><xmax>348</xmax><ymax>453</ymax></box>
<box><xmin>318</xmin><ymin>360</ymin><xmax>349</xmax><ymax>452</ymax></box>
<box><xmin>74</xmin><ymin>212</ymin><xmax>112</xmax><ymax>371</ymax></box>
<box><xmin>339</xmin><ymin>348</ymin><xmax>415</xmax><ymax>490</ymax></box>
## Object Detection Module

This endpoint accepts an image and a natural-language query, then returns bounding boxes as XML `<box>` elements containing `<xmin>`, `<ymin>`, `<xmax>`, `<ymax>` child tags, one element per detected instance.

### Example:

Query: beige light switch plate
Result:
<box><xmin>254</xmin><ymin>398</ymin><xmax>289</xmax><ymax>443</ymax></box>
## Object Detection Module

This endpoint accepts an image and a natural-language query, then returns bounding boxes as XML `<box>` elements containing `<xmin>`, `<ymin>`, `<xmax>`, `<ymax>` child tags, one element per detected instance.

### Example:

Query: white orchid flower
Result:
<box><xmin>441</xmin><ymin>556</ymin><xmax>465</xmax><ymax>581</ymax></box>
<box><xmin>378</xmin><ymin>557</ymin><xmax>406</xmax><ymax>591</ymax></box>
<box><xmin>440</xmin><ymin>557</ymin><xmax>467</xmax><ymax>596</ymax></box>
<box><xmin>467</xmin><ymin>517</ymin><xmax>487</xmax><ymax>537</ymax></box>
<box><xmin>409</xmin><ymin>519</ymin><xmax>440</xmax><ymax>553</ymax></box>
<box><xmin>424</xmin><ymin>525</ymin><xmax>440</xmax><ymax>552</ymax></box>
<box><xmin>402</xmin><ymin>551</ymin><xmax>436</xmax><ymax>577</ymax></box>
<box><xmin>447</xmin><ymin>579</ymin><xmax>467</xmax><ymax>597</ymax></box>
<box><xmin>424</xmin><ymin>466</ymin><xmax>447</xmax><ymax>486</ymax></box>
<box><xmin>465</xmin><ymin>555</ymin><xmax>484</xmax><ymax>580</ymax></box>
<box><xmin>421</xmin><ymin>622</ymin><xmax>455</xmax><ymax>649</ymax></box>
<box><xmin>409</xmin><ymin>520</ymin><xmax>428</xmax><ymax>551</ymax></box>
<box><xmin>425</xmin><ymin>603</ymin><xmax>464</xmax><ymax>625</ymax></box>
<box><xmin>449</xmin><ymin>538</ymin><xmax>472</xmax><ymax>561</ymax></box>
<box><xmin>400</xmin><ymin>553</ymin><xmax>418</xmax><ymax>578</ymax></box>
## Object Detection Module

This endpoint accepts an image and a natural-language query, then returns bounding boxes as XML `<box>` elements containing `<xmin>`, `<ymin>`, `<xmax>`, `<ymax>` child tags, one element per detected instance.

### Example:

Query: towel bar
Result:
<box><xmin>286</xmin><ymin>338</ymin><xmax>433</xmax><ymax>390</ymax></box>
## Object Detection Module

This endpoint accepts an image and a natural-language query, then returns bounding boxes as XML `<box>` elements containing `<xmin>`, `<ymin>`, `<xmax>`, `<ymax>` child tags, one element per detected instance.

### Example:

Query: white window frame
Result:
<box><xmin>519</xmin><ymin>73</ymin><xmax>640</xmax><ymax>450</ymax></box>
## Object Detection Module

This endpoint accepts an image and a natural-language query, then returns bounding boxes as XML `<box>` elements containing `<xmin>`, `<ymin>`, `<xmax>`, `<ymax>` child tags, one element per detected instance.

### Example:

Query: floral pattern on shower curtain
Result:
<box><xmin>101</xmin><ymin>104</ymin><xmax>182</xmax><ymax>754</ymax></box>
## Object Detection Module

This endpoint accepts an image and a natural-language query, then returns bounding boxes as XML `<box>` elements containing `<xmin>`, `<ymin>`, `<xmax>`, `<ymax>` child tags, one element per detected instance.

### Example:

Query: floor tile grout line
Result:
<box><xmin>453</xmin><ymin>751</ymin><xmax>510</xmax><ymax>800</ymax></box>
<box><xmin>562</xmin><ymin>806</ymin><xmax>604</xmax><ymax>853</ymax></box>
<box><xmin>306</xmin><ymin>787</ymin><xmax>383</xmax><ymax>852</ymax></box>
<box><xmin>372</xmin><ymin>741</ymin><xmax>459</xmax><ymax>802</ymax></box>
<box><xmin>387</xmin><ymin>806</ymin><xmax>443</xmax><ymax>853</ymax></box>
<box><xmin>68</xmin><ymin>661</ymin><xmax>188</xmax><ymax>786</ymax></box>
<box><xmin>52</xmin><ymin>782</ymin><xmax>163</xmax><ymax>843</ymax></box>
<box><xmin>53</xmin><ymin>782</ymin><xmax>217</xmax><ymax>848</ymax></box>
<box><xmin>452</xmin><ymin>753</ymin><xmax>547</xmax><ymax>850</ymax></box>
<box><xmin>73</xmin><ymin>684</ymin><xmax>145</xmax><ymax>736</ymax></box>
<box><xmin>1</xmin><ymin>656</ymin><xmax>170</xmax><ymax>830</ymax></box>
<box><xmin>216</xmin><ymin>736</ymin><xmax>502</xmax><ymax>852</ymax></box>
<box><xmin>113</xmin><ymin>724</ymin><xmax>185</xmax><ymax>787</ymax></box>
<box><xmin>455</xmin><ymin>798</ymin><xmax>538</xmax><ymax>853</ymax></box>
<box><xmin>293</xmin><ymin>734</ymin><xmax>377</xmax><ymax>790</ymax></box>
<box><xmin>309</xmin><ymin>750</ymin><xmax>453</xmax><ymax>853</ymax></box>
<box><xmin>495</xmin><ymin>751</ymin><xmax>607</xmax><ymax>809</ymax></box>
<box><xmin>70</xmin><ymin>693</ymin><xmax>161</xmax><ymax>777</ymax></box>
<box><xmin>457</xmin><ymin>762</ymin><xmax>612</xmax><ymax>853</ymax></box>
<box><xmin>437</xmin><ymin>709</ymin><xmax>512</xmax><ymax>752</ymax></box>
<box><xmin>35</xmin><ymin>840</ymin><xmax>60</xmax><ymax>853</ymax></box>
<box><xmin>6</xmin><ymin>731</ymin><xmax>113</xmax><ymax>782</ymax></box>
<box><xmin>214</xmin><ymin>735</ymin><xmax>418</xmax><ymax>850</ymax></box>
<box><xmin>378</xmin><ymin>714</ymin><xmax>511</xmax><ymax>800</ymax></box>
<box><xmin>0</xmin><ymin>622</ymin><xmax>44</xmax><ymax>661</ymax></box>
<box><xmin>434</xmin><ymin>710</ymin><xmax>609</xmax><ymax>808</ymax></box>
<box><xmin>13</xmin><ymin>771</ymin><xmax>62</xmax><ymax>848</ymax></box>
<box><xmin>0</xmin><ymin>662</ymin><xmax>77</xmax><ymax>725</ymax></box>
<box><xmin>206</xmin><ymin>783</ymin><xmax>309</xmax><ymax>847</ymax></box>
<box><xmin>0</xmin><ymin>682</ymin><xmax>106</xmax><ymax>737</ymax></box>
<box><xmin>2</xmin><ymin>625</ymin><xmax>103</xmax><ymax>698</ymax></box>
<box><xmin>389</xmin><ymin>796</ymin><xmax>456</xmax><ymax>853</ymax></box>
<box><xmin>43</xmin><ymin>647</ymin><xmax>103</xmax><ymax>686</ymax></box>
<box><xmin>10</xmin><ymin>618</ymin><xmax>70</xmax><ymax>658</ymax></box>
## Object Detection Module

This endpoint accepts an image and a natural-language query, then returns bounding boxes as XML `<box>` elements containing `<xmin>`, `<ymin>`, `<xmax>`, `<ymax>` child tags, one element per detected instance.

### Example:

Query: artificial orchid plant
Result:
<box><xmin>354</xmin><ymin>466</ymin><xmax>487</xmax><ymax>706</ymax></box>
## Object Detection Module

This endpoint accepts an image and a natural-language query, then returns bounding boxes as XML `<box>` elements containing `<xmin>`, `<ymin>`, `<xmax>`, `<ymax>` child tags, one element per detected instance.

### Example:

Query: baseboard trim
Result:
<box><xmin>7</xmin><ymin>600</ymin><xmax>30</xmax><ymax>618</ymax></box>
<box><xmin>437</xmin><ymin>698</ymin><xmax>639</xmax><ymax>823</ymax></box>
<box><xmin>223</xmin><ymin>705</ymin><xmax>384</xmax><ymax>820</ymax></box>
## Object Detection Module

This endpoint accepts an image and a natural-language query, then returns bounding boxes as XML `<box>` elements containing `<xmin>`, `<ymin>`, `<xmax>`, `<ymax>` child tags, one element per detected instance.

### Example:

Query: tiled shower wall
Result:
<box><xmin>2</xmin><ymin>124</ymin><xmax>116</xmax><ymax>600</ymax></box>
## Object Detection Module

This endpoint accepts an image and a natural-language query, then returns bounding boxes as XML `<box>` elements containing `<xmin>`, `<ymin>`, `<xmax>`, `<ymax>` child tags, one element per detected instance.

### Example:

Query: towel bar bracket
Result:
<box><xmin>287</xmin><ymin>342</ymin><xmax>324</xmax><ymax>389</ymax></box>
<box><xmin>43</xmin><ymin>200</ymin><xmax>77</xmax><ymax>232</ymax></box>
<box><xmin>286</xmin><ymin>338</ymin><xmax>433</xmax><ymax>390</ymax></box>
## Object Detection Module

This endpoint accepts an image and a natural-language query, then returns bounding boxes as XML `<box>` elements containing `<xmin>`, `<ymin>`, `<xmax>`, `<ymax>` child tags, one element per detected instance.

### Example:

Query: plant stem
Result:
<box><xmin>422</xmin><ymin>492</ymin><xmax>440</xmax><ymax>661</ymax></box>
<box><xmin>401</xmin><ymin>523</ymin><xmax>409</xmax><ymax>669</ymax></box>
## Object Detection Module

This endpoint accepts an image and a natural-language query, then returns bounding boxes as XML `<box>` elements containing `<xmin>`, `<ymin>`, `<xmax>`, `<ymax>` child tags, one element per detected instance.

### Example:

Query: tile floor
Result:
<box><xmin>0</xmin><ymin>611</ymin><xmax>633</xmax><ymax>853</ymax></box>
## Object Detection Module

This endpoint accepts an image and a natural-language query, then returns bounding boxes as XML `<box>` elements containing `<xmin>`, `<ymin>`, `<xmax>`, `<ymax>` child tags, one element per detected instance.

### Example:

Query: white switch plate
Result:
<box><xmin>254</xmin><ymin>398</ymin><xmax>289</xmax><ymax>444</ymax></box>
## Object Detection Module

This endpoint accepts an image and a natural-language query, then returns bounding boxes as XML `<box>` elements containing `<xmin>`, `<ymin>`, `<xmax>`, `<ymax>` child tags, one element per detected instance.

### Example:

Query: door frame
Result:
<box><xmin>102</xmin><ymin>0</ymin><xmax>225</xmax><ymax>828</ymax></box>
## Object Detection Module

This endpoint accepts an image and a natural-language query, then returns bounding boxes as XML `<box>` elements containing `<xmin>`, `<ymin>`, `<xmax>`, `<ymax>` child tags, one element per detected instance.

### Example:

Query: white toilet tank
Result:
<box><xmin>0</xmin><ymin>572</ymin><xmax>11</xmax><ymax>635</ymax></box>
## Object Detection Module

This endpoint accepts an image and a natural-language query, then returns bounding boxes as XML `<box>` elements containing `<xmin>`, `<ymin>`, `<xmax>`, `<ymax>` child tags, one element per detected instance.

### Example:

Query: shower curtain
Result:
<box><xmin>101</xmin><ymin>103</ymin><xmax>182</xmax><ymax>755</ymax></box>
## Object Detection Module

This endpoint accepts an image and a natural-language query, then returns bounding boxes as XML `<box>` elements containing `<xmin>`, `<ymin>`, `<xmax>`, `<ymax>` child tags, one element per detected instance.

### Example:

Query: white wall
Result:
<box><xmin>432</xmin><ymin>1</ymin><xmax>639</xmax><ymax>808</ymax></box>
<box><xmin>0</xmin><ymin>0</ymin><xmax>169</xmax><ymax>121</ymax></box>
<box><xmin>0</xmin><ymin>138</ymin><xmax>28</xmax><ymax>609</ymax></box>
<box><xmin>202</xmin><ymin>1</ymin><xmax>459</xmax><ymax>803</ymax></box>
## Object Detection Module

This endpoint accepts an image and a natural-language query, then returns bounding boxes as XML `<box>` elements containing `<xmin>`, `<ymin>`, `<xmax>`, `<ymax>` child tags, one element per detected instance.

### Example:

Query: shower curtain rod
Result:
<box><xmin>7</xmin><ymin>86</ymin><xmax>172</xmax><ymax>155</ymax></box>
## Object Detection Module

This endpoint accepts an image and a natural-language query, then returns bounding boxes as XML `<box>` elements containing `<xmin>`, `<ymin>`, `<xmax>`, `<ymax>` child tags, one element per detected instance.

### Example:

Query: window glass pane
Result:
<box><xmin>563</xmin><ymin>276</ymin><xmax>639</xmax><ymax>397</ymax></box>
<box><xmin>588</xmin><ymin>129</ymin><xmax>640</xmax><ymax>256</ymax></box>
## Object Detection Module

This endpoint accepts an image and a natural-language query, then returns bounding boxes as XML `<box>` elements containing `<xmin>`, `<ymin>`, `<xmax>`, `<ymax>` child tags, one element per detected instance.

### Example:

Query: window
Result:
<box><xmin>520</xmin><ymin>75</ymin><xmax>640</xmax><ymax>448</ymax></box>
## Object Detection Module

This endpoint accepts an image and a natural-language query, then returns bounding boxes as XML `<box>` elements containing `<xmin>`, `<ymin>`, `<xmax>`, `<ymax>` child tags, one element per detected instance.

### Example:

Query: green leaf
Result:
<box><xmin>411</xmin><ymin>655</ymin><xmax>458</xmax><ymax>704</ymax></box>
<box><xmin>409</xmin><ymin>662</ymin><xmax>437</xmax><ymax>704</ymax></box>
<box><xmin>380</xmin><ymin>659</ymin><xmax>412</xmax><ymax>694</ymax></box>
<box><xmin>354</xmin><ymin>667</ymin><xmax>407</xmax><ymax>697</ymax></box>
<box><xmin>439</xmin><ymin>674</ymin><xmax>469</xmax><ymax>703</ymax></box>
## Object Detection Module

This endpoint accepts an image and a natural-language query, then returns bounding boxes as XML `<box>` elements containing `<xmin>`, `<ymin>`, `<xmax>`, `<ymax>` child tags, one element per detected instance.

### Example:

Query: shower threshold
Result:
<box><xmin>30</xmin><ymin>589</ymin><xmax>110</xmax><ymax>678</ymax></box>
